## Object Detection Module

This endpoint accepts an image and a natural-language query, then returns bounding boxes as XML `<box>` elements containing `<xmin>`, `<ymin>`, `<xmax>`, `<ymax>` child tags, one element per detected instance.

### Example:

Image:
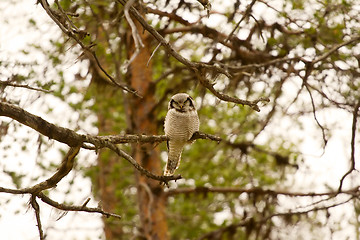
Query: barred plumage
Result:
<box><xmin>163</xmin><ymin>93</ymin><xmax>199</xmax><ymax>176</ymax></box>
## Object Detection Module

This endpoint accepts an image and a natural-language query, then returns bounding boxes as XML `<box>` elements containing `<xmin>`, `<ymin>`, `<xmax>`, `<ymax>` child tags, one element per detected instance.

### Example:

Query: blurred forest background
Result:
<box><xmin>1</xmin><ymin>0</ymin><xmax>360</xmax><ymax>239</ymax></box>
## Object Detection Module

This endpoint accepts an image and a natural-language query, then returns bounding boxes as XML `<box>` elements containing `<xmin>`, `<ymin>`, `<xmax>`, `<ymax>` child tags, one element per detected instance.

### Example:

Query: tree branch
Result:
<box><xmin>30</xmin><ymin>195</ymin><xmax>45</xmax><ymax>240</ymax></box>
<box><xmin>115</xmin><ymin>0</ymin><xmax>270</xmax><ymax>111</ymax></box>
<box><xmin>0</xmin><ymin>145</ymin><xmax>79</xmax><ymax>195</ymax></box>
<box><xmin>0</xmin><ymin>101</ymin><xmax>85</xmax><ymax>147</ymax></box>
<box><xmin>0</xmin><ymin>101</ymin><xmax>180</xmax><ymax>183</ymax></box>
<box><xmin>166</xmin><ymin>185</ymin><xmax>360</xmax><ymax>198</ymax></box>
<box><xmin>120</xmin><ymin>0</ymin><xmax>231</xmax><ymax>78</ymax></box>
<box><xmin>21</xmin><ymin>146</ymin><xmax>80</xmax><ymax>194</ymax></box>
<box><xmin>37</xmin><ymin>193</ymin><xmax>122</xmax><ymax>219</ymax></box>
<box><xmin>338</xmin><ymin>99</ymin><xmax>360</xmax><ymax>192</ymax></box>
<box><xmin>312</xmin><ymin>36</ymin><xmax>360</xmax><ymax>64</ymax></box>
<box><xmin>197</xmin><ymin>73</ymin><xmax>270</xmax><ymax>112</ymax></box>
<box><xmin>0</xmin><ymin>79</ymin><xmax>52</xmax><ymax>93</ymax></box>
<box><xmin>0</xmin><ymin>100</ymin><xmax>284</xmax><ymax>183</ymax></box>
<box><xmin>11</xmin><ymin>144</ymin><xmax>79</xmax><ymax>240</ymax></box>
<box><xmin>198</xmin><ymin>194</ymin><xmax>357</xmax><ymax>240</ymax></box>
<box><xmin>38</xmin><ymin>0</ymin><xmax>140</xmax><ymax>97</ymax></box>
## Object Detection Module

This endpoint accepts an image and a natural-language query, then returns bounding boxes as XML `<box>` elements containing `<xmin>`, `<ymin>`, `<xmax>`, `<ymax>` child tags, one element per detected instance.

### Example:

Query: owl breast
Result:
<box><xmin>164</xmin><ymin>109</ymin><xmax>199</xmax><ymax>141</ymax></box>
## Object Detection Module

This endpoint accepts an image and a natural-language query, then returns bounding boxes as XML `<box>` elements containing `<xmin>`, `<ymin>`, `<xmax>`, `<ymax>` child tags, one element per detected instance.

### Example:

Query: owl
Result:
<box><xmin>163</xmin><ymin>93</ymin><xmax>200</xmax><ymax>176</ymax></box>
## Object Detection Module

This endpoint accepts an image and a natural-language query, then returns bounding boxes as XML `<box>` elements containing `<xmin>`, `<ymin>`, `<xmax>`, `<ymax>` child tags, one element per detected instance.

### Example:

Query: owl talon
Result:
<box><xmin>160</xmin><ymin>180</ymin><xmax>170</xmax><ymax>188</ymax></box>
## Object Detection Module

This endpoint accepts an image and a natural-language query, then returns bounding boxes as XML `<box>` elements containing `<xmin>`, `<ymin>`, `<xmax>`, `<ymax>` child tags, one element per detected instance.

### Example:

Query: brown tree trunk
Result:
<box><xmin>126</xmin><ymin>19</ymin><xmax>169</xmax><ymax>240</ymax></box>
<box><xmin>88</xmin><ymin>8</ymin><xmax>169</xmax><ymax>239</ymax></box>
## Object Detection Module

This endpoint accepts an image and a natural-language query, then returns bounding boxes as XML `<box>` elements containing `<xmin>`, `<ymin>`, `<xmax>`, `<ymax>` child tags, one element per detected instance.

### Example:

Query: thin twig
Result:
<box><xmin>166</xmin><ymin>185</ymin><xmax>360</xmax><ymax>198</ymax></box>
<box><xmin>37</xmin><ymin>193</ymin><xmax>122</xmax><ymax>219</ymax></box>
<box><xmin>338</xmin><ymin>99</ymin><xmax>360</xmax><ymax>192</ymax></box>
<box><xmin>105</xmin><ymin>140</ymin><xmax>182</xmax><ymax>183</ymax></box>
<box><xmin>198</xmin><ymin>194</ymin><xmax>357</xmax><ymax>240</ymax></box>
<box><xmin>197</xmin><ymin>72</ymin><xmax>270</xmax><ymax>112</ymax></box>
<box><xmin>147</xmin><ymin>42</ymin><xmax>161</xmax><ymax>67</ymax></box>
<box><xmin>0</xmin><ymin>80</ymin><xmax>52</xmax><ymax>93</ymax></box>
<box><xmin>304</xmin><ymin>82</ymin><xmax>328</xmax><ymax>148</ymax></box>
<box><xmin>225</xmin><ymin>0</ymin><xmax>257</xmax><ymax>43</ymax></box>
<box><xmin>54</xmin><ymin>0</ymin><xmax>79</xmax><ymax>32</ymax></box>
<box><xmin>313</xmin><ymin>36</ymin><xmax>360</xmax><ymax>64</ymax></box>
<box><xmin>30</xmin><ymin>195</ymin><xmax>45</xmax><ymax>240</ymax></box>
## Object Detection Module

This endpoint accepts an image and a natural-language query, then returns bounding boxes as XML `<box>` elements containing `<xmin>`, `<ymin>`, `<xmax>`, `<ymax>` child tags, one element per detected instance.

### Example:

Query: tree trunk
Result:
<box><xmin>126</xmin><ymin>18</ymin><xmax>169</xmax><ymax>240</ymax></box>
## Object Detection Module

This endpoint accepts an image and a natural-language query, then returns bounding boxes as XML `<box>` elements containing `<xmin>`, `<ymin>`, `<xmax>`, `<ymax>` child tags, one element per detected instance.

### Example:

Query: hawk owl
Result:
<box><xmin>163</xmin><ymin>93</ymin><xmax>200</xmax><ymax>176</ymax></box>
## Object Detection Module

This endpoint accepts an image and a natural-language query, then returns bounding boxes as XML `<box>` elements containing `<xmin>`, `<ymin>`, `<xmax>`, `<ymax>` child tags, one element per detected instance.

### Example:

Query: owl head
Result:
<box><xmin>169</xmin><ymin>93</ymin><xmax>196</xmax><ymax>112</ymax></box>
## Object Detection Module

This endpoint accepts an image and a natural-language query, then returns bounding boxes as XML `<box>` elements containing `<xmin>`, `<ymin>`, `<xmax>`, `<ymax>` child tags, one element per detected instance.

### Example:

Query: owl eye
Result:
<box><xmin>170</xmin><ymin>99</ymin><xmax>178</xmax><ymax>109</ymax></box>
<box><xmin>185</xmin><ymin>97</ymin><xmax>194</xmax><ymax>107</ymax></box>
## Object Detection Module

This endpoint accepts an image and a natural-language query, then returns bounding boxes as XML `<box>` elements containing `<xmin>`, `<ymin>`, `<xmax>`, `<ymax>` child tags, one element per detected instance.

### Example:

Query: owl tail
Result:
<box><xmin>163</xmin><ymin>141</ymin><xmax>185</xmax><ymax>176</ymax></box>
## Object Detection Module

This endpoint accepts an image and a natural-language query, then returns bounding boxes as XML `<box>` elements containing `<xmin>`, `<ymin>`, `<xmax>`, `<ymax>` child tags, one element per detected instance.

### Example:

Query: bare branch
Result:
<box><xmin>21</xmin><ymin>146</ymin><xmax>80</xmax><ymax>194</ymax></box>
<box><xmin>38</xmin><ymin>0</ymin><xmax>140</xmax><ymax>96</ymax></box>
<box><xmin>198</xmin><ymin>73</ymin><xmax>270</xmax><ymax>112</ymax></box>
<box><xmin>304</xmin><ymin>82</ymin><xmax>328</xmax><ymax>148</ymax></box>
<box><xmin>0</xmin><ymin>101</ymin><xmax>85</xmax><ymax>147</ymax></box>
<box><xmin>0</xmin><ymin>101</ymin><xmax>179</xmax><ymax>183</ymax></box>
<box><xmin>30</xmin><ymin>195</ymin><xmax>45</xmax><ymax>240</ymax></box>
<box><xmin>0</xmin><ymin>188</ymin><xmax>122</xmax><ymax>220</ymax></box>
<box><xmin>190</xmin><ymin>131</ymin><xmax>222</xmax><ymax>142</ymax></box>
<box><xmin>103</xmin><ymin>140</ymin><xmax>182</xmax><ymax>183</ymax></box>
<box><xmin>198</xmin><ymin>195</ymin><xmax>356</xmax><ymax>240</ymax></box>
<box><xmin>0</xmin><ymin>80</ymin><xmax>52</xmax><ymax>93</ymax></box>
<box><xmin>313</xmin><ymin>36</ymin><xmax>360</xmax><ymax>64</ymax></box>
<box><xmin>166</xmin><ymin>185</ymin><xmax>360</xmax><ymax>198</ymax></box>
<box><xmin>37</xmin><ymin>193</ymin><xmax>122</xmax><ymax>219</ymax></box>
<box><xmin>225</xmin><ymin>0</ymin><xmax>257</xmax><ymax>43</ymax></box>
<box><xmin>115</xmin><ymin>0</ymin><xmax>271</xmax><ymax>111</ymax></box>
<box><xmin>147</xmin><ymin>42</ymin><xmax>161</xmax><ymax>67</ymax></box>
<box><xmin>116</xmin><ymin>0</ymin><xmax>231</xmax><ymax>79</ymax></box>
<box><xmin>123</xmin><ymin>0</ymin><xmax>144</xmax><ymax>69</ymax></box>
<box><xmin>146</xmin><ymin>7</ymin><xmax>192</xmax><ymax>26</ymax></box>
<box><xmin>338</xmin><ymin>99</ymin><xmax>360</xmax><ymax>192</ymax></box>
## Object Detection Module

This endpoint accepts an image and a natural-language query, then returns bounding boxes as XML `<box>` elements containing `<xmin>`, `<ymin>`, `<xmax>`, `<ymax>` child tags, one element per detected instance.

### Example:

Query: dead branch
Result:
<box><xmin>123</xmin><ymin>0</ymin><xmax>144</xmax><ymax>68</ymax></box>
<box><xmin>304</xmin><ymin>81</ymin><xmax>328</xmax><ymax>147</ymax></box>
<box><xmin>0</xmin><ymin>100</ymin><xmax>282</xmax><ymax>183</ymax></box>
<box><xmin>198</xmin><ymin>195</ymin><xmax>357</xmax><ymax>240</ymax></box>
<box><xmin>312</xmin><ymin>36</ymin><xmax>360</xmax><ymax>64</ymax></box>
<box><xmin>0</xmin><ymin>101</ymin><xmax>85</xmax><ymax>146</ymax></box>
<box><xmin>0</xmin><ymin>101</ymin><xmax>180</xmax><ymax>183</ymax></box>
<box><xmin>30</xmin><ymin>195</ymin><xmax>45</xmax><ymax>240</ymax></box>
<box><xmin>0</xmin><ymin>185</ymin><xmax>122</xmax><ymax>220</ymax></box>
<box><xmin>37</xmin><ymin>193</ymin><xmax>122</xmax><ymax>219</ymax></box>
<box><xmin>146</xmin><ymin>7</ymin><xmax>192</xmax><ymax>26</ymax></box>
<box><xmin>3</xmin><ymin>146</ymin><xmax>80</xmax><ymax>240</ymax></box>
<box><xmin>115</xmin><ymin>0</ymin><xmax>271</xmax><ymax>111</ymax></box>
<box><xmin>0</xmin><ymin>144</ymin><xmax>120</xmax><ymax>239</ymax></box>
<box><xmin>22</xmin><ymin>146</ymin><xmax>80</xmax><ymax>194</ymax></box>
<box><xmin>38</xmin><ymin>0</ymin><xmax>139</xmax><ymax>96</ymax></box>
<box><xmin>0</xmin><ymin>80</ymin><xmax>52</xmax><ymax>93</ymax></box>
<box><xmin>225</xmin><ymin>0</ymin><xmax>257</xmax><ymax>43</ymax></box>
<box><xmin>197</xmin><ymin>73</ymin><xmax>270</xmax><ymax>112</ymax></box>
<box><xmin>0</xmin><ymin>145</ymin><xmax>79</xmax><ymax>195</ymax></box>
<box><xmin>338</xmin><ymin>99</ymin><xmax>360</xmax><ymax>192</ymax></box>
<box><xmin>166</xmin><ymin>185</ymin><xmax>360</xmax><ymax>198</ymax></box>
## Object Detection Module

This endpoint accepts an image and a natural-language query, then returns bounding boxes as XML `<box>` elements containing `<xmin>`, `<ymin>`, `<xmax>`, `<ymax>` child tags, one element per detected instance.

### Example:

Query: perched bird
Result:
<box><xmin>163</xmin><ymin>93</ymin><xmax>200</xmax><ymax>176</ymax></box>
